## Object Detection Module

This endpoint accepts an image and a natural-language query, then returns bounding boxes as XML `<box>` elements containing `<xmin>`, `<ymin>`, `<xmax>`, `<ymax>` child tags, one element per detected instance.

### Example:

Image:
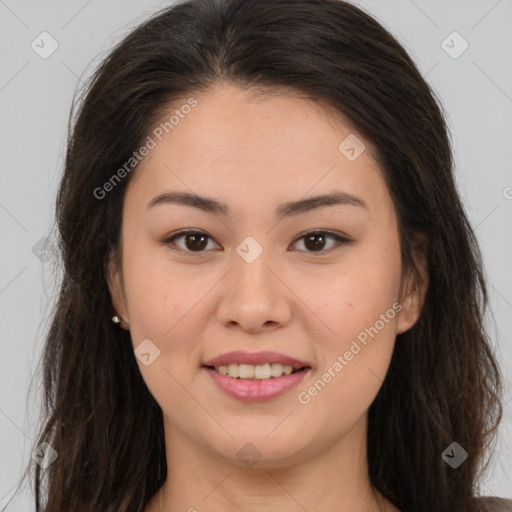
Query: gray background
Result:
<box><xmin>1</xmin><ymin>0</ymin><xmax>511</xmax><ymax>508</ymax></box>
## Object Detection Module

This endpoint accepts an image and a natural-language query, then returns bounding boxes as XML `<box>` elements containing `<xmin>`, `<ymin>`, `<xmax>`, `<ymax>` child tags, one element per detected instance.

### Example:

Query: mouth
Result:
<box><xmin>203</xmin><ymin>363</ymin><xmax>312</xmax><ymax>402</ymax></box>
<box><xmin>203</xmin><ymin>363</ymin><xmax>310</xmax><ymax>380</ymax></box>
<box><xmin>201</xmin><ymin>351</ymin><xmax>312</xmax><ymax>402</ymax></box>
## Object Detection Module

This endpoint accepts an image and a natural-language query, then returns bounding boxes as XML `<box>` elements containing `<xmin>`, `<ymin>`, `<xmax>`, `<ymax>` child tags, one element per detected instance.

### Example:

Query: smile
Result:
<box><xmin>212</xmin><ymin>363</ymin><xmax>303</xmax><ymax>380</ymax></box>
<box><xmin>203</xmin><ymin>364</ymin><xmax>311</xmax><ymax>402</ymax></box>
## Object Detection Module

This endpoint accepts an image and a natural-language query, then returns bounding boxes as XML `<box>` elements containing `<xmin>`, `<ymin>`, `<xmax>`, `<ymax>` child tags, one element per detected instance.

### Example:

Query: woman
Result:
<box><xmin>6</xmin><ymin>0</ymin><xmax>511</xmax><ymax>511</ymax></box>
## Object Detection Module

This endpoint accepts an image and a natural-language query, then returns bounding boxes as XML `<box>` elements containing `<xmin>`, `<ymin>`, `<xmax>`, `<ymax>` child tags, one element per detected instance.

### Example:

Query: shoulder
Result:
<box><xmin>472</xmin><ymin>497</ymin><xmax>512</xmax><ymax>512</ymax></box>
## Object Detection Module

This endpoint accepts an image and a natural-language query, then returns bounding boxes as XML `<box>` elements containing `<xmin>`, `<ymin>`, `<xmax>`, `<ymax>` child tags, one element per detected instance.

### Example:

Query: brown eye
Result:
<box><xmin>183</xmin><ymin>233</ymin><xmax>208</xmax><ymax>251</ymax></box>
<box><xmin>304</xmin><ymin>233</ymin><xmax>327</xmax><ymax>251</ymax></box>
<box><xmin>164</xmin><ymin>231</ymin><xmax>219</xmax><ymax>253</ymax></box>
<box><xmin>164</xmin><ymin>229</ymin><xmax>351</xmax><ymax>256</ymax></box>
<box><xmin>292</xmin><ymin>231</ymin><xmax>351</xmax><ymax>254</ymax></box>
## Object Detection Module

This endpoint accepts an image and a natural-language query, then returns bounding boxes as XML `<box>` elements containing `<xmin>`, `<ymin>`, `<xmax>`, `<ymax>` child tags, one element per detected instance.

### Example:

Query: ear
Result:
<box><xmin>396</xmin><ymin>232</ymin><xmax>428</xmax><ymax>335</ymax></box>
<box><xmin>106</xmin><ymin>249</ymin><xmax>130</xmax><ymax>330</ymax></box>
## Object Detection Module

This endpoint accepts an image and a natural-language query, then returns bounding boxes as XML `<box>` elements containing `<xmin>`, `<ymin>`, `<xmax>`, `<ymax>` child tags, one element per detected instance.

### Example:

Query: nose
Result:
<box><xmin>215</xmin><ymin>242</ymin><xmax>293</xmax><ymax>333</ymax></box>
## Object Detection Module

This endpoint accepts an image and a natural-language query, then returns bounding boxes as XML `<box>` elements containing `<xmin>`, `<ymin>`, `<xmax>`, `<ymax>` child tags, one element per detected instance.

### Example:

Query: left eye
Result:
<box><xmin>291</xmin><ymin>231</ymin><xmax>351</xmax><ymax>253</ymax></box>
<box><xmin>164</xmin><ymin>230</ymin><xmax>351</xmax><ymax>254</ymax></box>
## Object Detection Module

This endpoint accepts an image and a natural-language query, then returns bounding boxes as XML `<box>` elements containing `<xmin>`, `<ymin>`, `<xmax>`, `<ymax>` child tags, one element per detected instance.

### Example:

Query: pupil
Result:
<box><xmin>305</xmin><ymin>233</ymin><xmax>325</xmax><ymax>251</ymax></box>
<box><xmin>186</xmin><ymin>233</ymin><xmax>207</xmax><ymax>251</ymax></box>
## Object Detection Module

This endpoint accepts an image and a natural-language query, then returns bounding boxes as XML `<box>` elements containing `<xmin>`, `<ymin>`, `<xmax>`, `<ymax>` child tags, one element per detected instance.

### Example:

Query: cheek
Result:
<box><xmin>300</xmin><ymin>241</ymin><xmax>402</xmax><ymax>346</ymax></box>
<box><xmin>122</xmin><ymin>256</ymin><xmax>209</xmax><ymax>408</ymax></box>
<box><xmin>294</xmin><ymin>240</ymin><xmax>401</xmax><ymax>409</ymax></box>
<box><xmin>297</xmin><ymin>277</ymin><xmax>399</xmax><ymax>434</ymax></box>
<box><xmin>122</xmin><ymin>244</ymin><xmax>206</xmax><ymax>337</ymax></box>
<box><xmin>121</xmin><ymin>251</ymin><xmax>227</xmax><ymax>396</ymax></box>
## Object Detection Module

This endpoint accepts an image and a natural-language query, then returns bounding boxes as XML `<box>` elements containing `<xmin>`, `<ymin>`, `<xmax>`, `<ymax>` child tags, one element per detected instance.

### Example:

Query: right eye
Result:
<box><xmin>163</xmin><ymin>230</ymin><xmax>221</xmax><ymax>254</ymax></box>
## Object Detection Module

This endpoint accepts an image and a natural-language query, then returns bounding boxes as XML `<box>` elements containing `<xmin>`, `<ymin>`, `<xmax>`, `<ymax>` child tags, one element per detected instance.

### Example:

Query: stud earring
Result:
<box><xmin>112</xmin><ymin>315</ymin><xmax>129</xmax><ymax>328</ymax></box>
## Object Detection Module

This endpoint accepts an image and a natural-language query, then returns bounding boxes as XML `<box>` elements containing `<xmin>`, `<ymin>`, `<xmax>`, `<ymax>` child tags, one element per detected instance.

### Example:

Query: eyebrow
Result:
<box><xmin>146</xmin><ymin>190</ymin><xmax>367</xmax><ymax>217</ymax></box>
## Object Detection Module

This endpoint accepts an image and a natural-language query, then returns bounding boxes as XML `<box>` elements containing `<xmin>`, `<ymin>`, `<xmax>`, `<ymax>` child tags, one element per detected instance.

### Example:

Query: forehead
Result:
<box><xmin>124</xmin><ymin>83</ymin><xmax>390</xmax><ymax>218</ymax></box>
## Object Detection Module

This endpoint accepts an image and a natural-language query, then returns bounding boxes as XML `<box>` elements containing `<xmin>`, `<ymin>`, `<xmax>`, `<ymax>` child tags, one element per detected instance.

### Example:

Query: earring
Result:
<box><xmin>112</xmin><ymin>315</ymin><xmax>129</xmax><ymax>327</ymax></box>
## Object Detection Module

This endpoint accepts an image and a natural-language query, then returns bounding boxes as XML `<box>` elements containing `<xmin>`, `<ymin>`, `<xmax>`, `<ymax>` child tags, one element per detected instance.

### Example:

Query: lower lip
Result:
<box><xmin>204</xmin><ymin>367</ymin><xmax>310</xmax><ymax>402</ymax></box>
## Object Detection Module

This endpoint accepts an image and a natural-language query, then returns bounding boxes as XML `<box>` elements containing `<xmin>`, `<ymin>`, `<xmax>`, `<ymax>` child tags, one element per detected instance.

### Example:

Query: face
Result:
<box><xmin>108</xmin><ymin>83</ymin><xmax>425</xmax><ymax>468</ymax></box>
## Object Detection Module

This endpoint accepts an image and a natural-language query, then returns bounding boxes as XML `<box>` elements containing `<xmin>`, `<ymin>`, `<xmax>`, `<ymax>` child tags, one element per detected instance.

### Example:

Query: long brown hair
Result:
<box><xmin>4</xmin><ymin>0</ymin><xmax>504</xmax><ymax>510</ymax></box>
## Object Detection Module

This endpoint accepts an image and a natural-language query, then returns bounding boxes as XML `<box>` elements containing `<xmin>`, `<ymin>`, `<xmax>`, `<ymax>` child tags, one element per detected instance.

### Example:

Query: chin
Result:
<box><xmin>205</xmin><ymin>431</ymin><xmax>314</xmax><ymax>469</ymax></box>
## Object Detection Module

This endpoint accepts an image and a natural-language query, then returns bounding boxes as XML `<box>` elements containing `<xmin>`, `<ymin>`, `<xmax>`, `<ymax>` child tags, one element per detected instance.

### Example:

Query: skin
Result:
<box><xmin>108</xmin><ymin>83</ymin><xmax>427</xmax><ymax>512</ymax></box>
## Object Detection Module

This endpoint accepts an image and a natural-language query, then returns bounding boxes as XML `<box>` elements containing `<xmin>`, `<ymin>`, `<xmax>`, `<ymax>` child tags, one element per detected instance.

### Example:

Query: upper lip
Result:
<box><xmin>202</xmin><ymin>350</ymin><xmax>312</xmax><ymax>369</ymax></box>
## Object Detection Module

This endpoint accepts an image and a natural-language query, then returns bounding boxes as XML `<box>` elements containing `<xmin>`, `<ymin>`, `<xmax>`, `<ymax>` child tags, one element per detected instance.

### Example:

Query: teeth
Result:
<box><xmin>227</xmin><ymin>363</ymin><xmax>239</xmax><ymax>378</ymax></box>
<box><xmin>239</xmin><ymin>364</ymin><xmax>255</xmax><ymax>379</ymax></box>
<box><xmin>214</xmin><ymin>363</ymin><xmax>297</xmax><ymax>379</ymax></box>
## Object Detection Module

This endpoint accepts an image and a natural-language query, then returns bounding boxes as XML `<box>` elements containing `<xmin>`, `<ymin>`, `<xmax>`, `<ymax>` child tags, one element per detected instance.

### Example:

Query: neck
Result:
<box><xmin>146</xmin><ymin>414</ymin><xmax>397</xmax><ymax>512</ymax></box>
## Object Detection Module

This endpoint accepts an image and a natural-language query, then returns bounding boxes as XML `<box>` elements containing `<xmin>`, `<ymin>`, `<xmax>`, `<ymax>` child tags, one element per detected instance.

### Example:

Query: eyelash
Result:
<box><xmin>163</xmin><ymin>229</ymin><xmax>352</xmax><ymax>256</ymax></box>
